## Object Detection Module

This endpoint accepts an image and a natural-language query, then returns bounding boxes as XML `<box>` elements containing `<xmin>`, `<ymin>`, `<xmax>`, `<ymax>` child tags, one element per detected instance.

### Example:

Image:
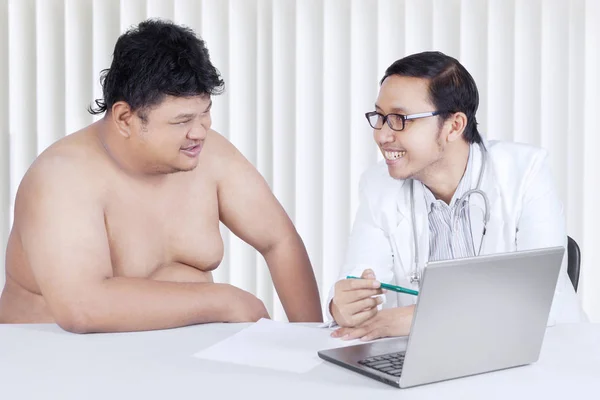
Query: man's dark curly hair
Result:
<box><xmin>89</xmin><ymin>19</ymin><xmax>224</xmax><ymax>119</ymax></box>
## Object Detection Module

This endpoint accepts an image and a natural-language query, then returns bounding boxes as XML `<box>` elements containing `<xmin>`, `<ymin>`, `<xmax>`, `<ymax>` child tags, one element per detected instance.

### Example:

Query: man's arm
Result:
<box><xmin>211</xmin><ymin>131</ymin><xmax>322</xmax><ymax>322</ymax></box>
<box><xmin>16</xmin><ymin>160</ymin><xmax>266</xmax><ymax>333</ymax></box>
<box><xmin>515</xmin><ymin>151</ymin><xmax>587</xmax><ymax>323</ymax></box>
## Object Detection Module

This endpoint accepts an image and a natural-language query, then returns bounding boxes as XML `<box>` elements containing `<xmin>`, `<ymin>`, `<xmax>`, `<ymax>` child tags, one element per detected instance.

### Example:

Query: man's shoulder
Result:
<box><xmin>16</xmin><ymin>131</ymin><xmax>105</xmax><ymax>207</ymax></box>
<box><xmin>203</xmin><ymin>129</ymin><xmax>263</xmax><ymax>183</ymax></box>
<box><xmin>204</xmin><ymin>129</ymin><xmax>239</xmax><ymax>158</ymax></box>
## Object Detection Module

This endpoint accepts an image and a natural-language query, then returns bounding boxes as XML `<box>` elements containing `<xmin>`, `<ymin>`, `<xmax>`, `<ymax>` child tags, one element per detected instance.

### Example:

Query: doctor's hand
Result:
<box><xmin>331</xmin><ymin>306</ymin><xmax>415</xmax><ymax>341</ymax></box>
<box><xmin>330</xmin><ymin>269</ymin><xmax>384</xmax><ymax>328</ymax></box>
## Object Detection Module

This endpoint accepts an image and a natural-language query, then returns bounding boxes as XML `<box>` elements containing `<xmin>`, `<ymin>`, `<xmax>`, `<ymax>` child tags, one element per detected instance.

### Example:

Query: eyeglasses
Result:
<box><xmin>365</xmin><ymin>110</ymin><xmax>447</xmax><ymax>131</ymax></box>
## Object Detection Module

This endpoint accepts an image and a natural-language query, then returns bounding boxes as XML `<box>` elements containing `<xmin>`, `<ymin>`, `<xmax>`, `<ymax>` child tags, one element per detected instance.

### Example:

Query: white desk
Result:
<box><xmin>0</xmin><ymin>323</ymin><xmax>599</xmax><ymax>399</ymax></box>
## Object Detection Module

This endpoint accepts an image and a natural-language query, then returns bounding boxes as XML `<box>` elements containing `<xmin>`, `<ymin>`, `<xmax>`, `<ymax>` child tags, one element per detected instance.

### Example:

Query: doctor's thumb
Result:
<box><xmin>361</xmin><ymin>269</ymin><xmax>376</xmax><ymax>279</ymax></box>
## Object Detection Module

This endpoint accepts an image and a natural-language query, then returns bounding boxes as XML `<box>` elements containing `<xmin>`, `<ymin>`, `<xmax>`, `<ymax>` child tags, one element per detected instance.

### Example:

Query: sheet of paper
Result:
<box><xmin>193</xmin><ymin>318</ymin><xmax>371</xmax><ymax>373</ymax></box>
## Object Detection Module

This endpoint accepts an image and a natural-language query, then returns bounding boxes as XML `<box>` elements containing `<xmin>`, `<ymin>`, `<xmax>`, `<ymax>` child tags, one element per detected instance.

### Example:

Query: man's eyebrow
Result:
<box><xmin>172</xmin><ymin>113</ymin><xmax>197</xmax><ymax>121</ymax></box>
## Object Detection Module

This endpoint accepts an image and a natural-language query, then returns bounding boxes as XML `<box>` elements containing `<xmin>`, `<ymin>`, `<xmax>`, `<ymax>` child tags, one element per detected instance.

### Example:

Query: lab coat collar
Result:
<box><xmin>391</xmin><ymin>140</ymin><xmax>501</xmax><ymax>275</ymax></box>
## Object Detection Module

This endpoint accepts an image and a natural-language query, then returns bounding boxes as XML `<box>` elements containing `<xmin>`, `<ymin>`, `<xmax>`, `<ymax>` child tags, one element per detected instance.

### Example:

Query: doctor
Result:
<box><xmin>327</xmin><ymin>51</ymin><xmax>586</xmax><ymax>341</ymax></box>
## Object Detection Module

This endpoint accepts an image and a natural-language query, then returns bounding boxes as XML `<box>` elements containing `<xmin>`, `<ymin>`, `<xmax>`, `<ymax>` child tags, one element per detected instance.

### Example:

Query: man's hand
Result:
<box><xmin>330</xmin><ymin>269</ymin><xmax>384</xmax><ymax>327</ymax></box>
<box><xmin>226</xmin><ymin>285</ymin><xmax>271</xmax><ymax>322</ymax></box>
<box><xmin>331</xmin><ymin>306</ymin><xmax>415</xmax><ymax>341</ymax></box>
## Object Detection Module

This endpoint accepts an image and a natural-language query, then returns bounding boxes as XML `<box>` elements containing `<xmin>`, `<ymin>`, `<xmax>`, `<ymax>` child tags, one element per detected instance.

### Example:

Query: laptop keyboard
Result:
<box><xmin>358</xmin><ymin>352</ymin><xmax>405</xmax><ymax>376</ymax></box>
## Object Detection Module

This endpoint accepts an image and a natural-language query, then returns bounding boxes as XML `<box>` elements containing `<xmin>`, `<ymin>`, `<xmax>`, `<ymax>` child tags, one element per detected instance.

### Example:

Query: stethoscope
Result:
<box><xmin>408</xmin><ymin>142</ymin><xmax>491</xmax><ymax>287</ymax></box>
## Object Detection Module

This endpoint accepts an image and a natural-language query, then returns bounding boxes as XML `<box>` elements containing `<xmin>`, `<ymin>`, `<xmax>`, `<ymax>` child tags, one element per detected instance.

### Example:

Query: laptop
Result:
<box><xmin>318</xmin><ymin>246</ymin><xmax>565</xmax><ymax>388</ymax></box>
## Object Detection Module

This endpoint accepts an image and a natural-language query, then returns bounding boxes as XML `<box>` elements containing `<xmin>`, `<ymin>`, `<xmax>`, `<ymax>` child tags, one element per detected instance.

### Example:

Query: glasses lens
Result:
<box><xmin>387</xmin><ymin>114</ymin><xmax>405</xmax><ymax>131</ymax></box>
<box><xmin>367</xmin><ymin>113</ymin><xmax>383</xmax><ymax>129</ymax></box>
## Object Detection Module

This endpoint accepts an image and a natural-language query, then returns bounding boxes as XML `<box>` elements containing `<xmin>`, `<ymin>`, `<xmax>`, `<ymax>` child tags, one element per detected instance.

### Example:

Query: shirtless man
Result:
<box><xmin>0</xmin><ymin>19</ymin><xmax>322</xmax><ymax>332</ymax></box>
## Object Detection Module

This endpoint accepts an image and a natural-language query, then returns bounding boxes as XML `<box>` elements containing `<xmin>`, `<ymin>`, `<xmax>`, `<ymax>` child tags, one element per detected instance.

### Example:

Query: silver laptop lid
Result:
<box><xmin>400</xmin><ymin>246</ymin><xmax>564</xmax><ymax>388</ymax></box>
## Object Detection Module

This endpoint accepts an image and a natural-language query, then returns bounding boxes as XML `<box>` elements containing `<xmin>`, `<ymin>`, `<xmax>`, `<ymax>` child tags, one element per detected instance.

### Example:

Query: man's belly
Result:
<box><xmin>147</xmin><ymin>262</ymin><xmax>215</xmax><ymax>283</ymax></box>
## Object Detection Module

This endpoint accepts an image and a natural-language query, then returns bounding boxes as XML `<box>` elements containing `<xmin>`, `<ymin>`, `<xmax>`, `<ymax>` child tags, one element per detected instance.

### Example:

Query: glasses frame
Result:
<box><xmin>364</xmin><ymin>110</ymin><xmax>448</xmax><ymax>131</ymax></box>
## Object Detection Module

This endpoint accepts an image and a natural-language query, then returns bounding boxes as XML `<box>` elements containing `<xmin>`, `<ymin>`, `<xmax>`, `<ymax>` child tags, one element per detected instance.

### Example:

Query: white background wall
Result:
<box><xmin>1</xmin><ymin>0</ymin><xmax>599</xmax><ymax>322</ymax></box>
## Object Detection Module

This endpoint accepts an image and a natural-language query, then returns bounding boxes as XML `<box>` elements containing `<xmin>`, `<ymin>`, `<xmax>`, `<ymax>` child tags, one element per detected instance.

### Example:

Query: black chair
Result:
<box><xmin>567</xmin><ymin>236</ymin><xmax>581</xmax><ymax>292</ymax></box>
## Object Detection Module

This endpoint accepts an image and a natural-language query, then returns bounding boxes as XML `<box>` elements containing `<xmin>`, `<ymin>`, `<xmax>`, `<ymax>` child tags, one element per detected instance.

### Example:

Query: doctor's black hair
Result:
<box><xmin>381</xmin><ymin>51</ymin><xmax>482</xmax><ymax>144</ymax></box>
<box><xmin>88</xmin><ymin>19</ymin><xmax>224</xmax><ymax>121</ymax></box>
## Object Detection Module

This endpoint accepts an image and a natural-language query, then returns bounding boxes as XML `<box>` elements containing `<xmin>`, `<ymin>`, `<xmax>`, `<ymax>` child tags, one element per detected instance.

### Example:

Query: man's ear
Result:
<box><xmin>111</xmin><ymin>101</ymin><xmax>134</xmax><ymax>139</ymax></box>
<box><xmin>445</xmin><ymin>112</ymin><xmax>467</xmax><ymax>143</ymax></box>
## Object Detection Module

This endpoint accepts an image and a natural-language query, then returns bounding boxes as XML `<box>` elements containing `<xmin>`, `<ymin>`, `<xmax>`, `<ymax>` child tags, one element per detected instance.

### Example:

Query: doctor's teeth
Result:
<box><xmin>385</xmin><ymin>151</ymin><xmax>406</xmax><ymax>160</ymax></box>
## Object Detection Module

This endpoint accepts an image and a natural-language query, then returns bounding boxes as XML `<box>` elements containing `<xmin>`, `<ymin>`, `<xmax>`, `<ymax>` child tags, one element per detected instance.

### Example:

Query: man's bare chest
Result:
<box><xmin>102</xmin><ymin>182</ymin><xmax>224</xmax><ymax>277</ymax></box>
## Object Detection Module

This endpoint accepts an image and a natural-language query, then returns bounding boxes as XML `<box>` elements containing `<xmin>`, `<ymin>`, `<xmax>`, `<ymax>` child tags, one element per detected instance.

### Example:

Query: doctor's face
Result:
<box><xmin>372</xmin><ymin>75</ymin><xmax>448</xmax><ymax>180</ymax></box>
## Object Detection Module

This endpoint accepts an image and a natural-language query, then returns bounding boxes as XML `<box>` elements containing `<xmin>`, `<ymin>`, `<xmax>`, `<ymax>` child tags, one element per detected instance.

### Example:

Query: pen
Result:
<box><xmin>346</xmin><ymin>276</ymin><xmax>419</xmax><ymax>296</ymax></box>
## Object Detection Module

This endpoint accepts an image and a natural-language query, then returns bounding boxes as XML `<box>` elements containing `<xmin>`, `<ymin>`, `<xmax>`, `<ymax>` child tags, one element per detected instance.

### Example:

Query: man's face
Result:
<box><xmin>129</xmin><ymin>94</ymin><xmax>212</xmax><ymax>174</ymax></box>
<box><xmin>373</xmin><ymin>75</ymin><xmax>447</xmax><ymax>180</ymax></box>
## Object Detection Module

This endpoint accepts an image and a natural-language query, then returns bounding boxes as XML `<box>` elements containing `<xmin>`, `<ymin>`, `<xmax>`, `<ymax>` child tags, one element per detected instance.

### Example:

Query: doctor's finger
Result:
<box><xmin>332</xmin><ymin>325</ymin><xmax>366</xmax><ymax>340</ymax></box>
<box><xmin>360</xmin><ymin>269</ymin><xmax>376</xmax><ymax>279</ymax></box>
<box><xmin>361</xmin><ymin>327</ymin><xmax>388</xmax><ymax>342</ymax></box>
<box><xmin>350</xmin><ymin>307</ymin><xmax>378</xmax><ymax>328</ymax></box>
<box><xmin>343</xmin><ymin>278</ymin><xmax>381</xmax><ymax>291</ymax></box>
<box><xmin>348</xmin><ymin>296</ymin><xmax>383</xmax><ymax>314</ymax></box>
<box><xmin>331</xmin><ymin>307</ymin><xmax>377</xmax><ymax>336</ymax></box>
<box><xmin>343</xmin><ymin>288</ymin><xmax>383</xmax><ymax>302</ymax></box>
<box><xmin>342</xmin><ymin>325</ymin><xmax>372</xmax><ymax>341</ymax></box>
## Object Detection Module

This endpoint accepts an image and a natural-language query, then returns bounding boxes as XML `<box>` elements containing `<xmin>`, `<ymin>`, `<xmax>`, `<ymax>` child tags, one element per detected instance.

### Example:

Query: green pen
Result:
<box><xmin>346</xmin><ymin>275</ymin><xmax>419</xmax><ymax>296</ymax></box>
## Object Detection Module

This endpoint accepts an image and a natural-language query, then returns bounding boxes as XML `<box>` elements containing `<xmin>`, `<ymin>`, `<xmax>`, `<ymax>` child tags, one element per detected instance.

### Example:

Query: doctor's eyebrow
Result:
<box><xmin>375</xmin><ymin>104</ymin><xmax>409</xmax><ymax>114</ymax></box>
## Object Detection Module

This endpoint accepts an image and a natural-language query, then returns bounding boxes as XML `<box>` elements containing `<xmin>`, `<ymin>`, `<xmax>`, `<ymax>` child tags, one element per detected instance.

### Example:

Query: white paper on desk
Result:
<box><xmin>193</xmin><ymin>318</ymin><xmax>367</xmax><ymax>373</ymax></box>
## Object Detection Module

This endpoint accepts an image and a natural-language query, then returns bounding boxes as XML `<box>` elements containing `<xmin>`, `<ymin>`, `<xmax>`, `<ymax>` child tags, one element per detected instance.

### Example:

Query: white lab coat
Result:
<box><xmin>325</xmin><ymin>140</ymin><xmax>587</xmax><ymax>326</ymax></box>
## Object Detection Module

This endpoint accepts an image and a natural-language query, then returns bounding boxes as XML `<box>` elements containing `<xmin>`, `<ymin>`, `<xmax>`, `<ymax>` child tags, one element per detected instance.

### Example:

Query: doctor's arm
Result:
<box><xmin>326</xmin><ymin>175</ymin><xmax>396</xmax><ymax>326</ymax></box>
<box><xmin>515</xmin><ymin>153</ymin><xmax>587</xmax><ymax>323</ymax></box>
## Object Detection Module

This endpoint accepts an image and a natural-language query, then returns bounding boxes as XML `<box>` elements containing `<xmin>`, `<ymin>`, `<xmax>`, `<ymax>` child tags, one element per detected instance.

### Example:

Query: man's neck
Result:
<box><xmin>417</xmin><ymin>141</ymin><xmax>471</xmax><ymax>205</ymax></box>
<box><xmin>94</xmin><ymin>118</ymin><xmax>168</xmax><ymax>185</ymax></box>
